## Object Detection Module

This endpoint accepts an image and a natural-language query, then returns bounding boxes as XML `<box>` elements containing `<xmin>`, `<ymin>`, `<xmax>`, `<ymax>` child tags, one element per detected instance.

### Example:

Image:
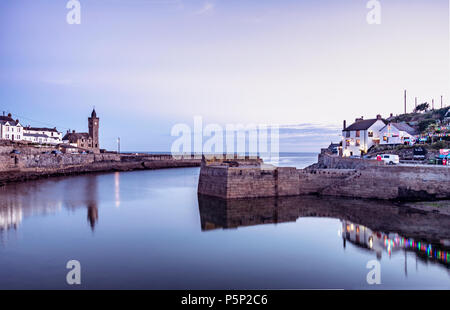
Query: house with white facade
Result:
<box><xmin>23</xmin><ymin>127</ymin><xmax>62</xmax><ymax>145</ymax></box>
<box><xmin>380</xmin><ymin>122</ymin><xmax>417</xmax><ymax>145</ymax></box>
<box><xmin>342</xmin><ymin>115</ymin><xmax>387</xmax><ymax>157</ymax></box>
<box><xmin>0</xmin><ymin>113</ymin><xmax>23</xmax><ymax>142</ymax></box>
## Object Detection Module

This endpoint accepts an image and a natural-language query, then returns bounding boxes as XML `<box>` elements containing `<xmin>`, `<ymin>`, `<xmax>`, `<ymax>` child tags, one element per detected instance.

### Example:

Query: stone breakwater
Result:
<box><xmin>0</xmin><ymin>153</ymin><xmax>200</xmax><ymax>186</ymax></box>
<box><xmin>198</xmin><ymin>155</ymin><xmax>450</xmax><ymax>201</ymax></box>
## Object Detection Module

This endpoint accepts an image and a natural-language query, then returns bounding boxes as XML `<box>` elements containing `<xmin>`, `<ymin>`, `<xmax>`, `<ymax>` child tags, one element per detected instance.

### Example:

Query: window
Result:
<box><xmin>345</xmin><ymin>131</ymin><xmax>350</xmax><ymax>138</ymax></box>
<box><xmin>356</xmin><ymin>139</ymin><xmax>360</xmax><ymax>146</ymax></box>
<box><xmin>368</xmin><ymin>131</ymin><xmax>373</xmax><ymax>137</ymax></box>
<box><xmin>356</xmin><ymin>130</ymin><xmax>360</xmax><ymax>137</ymax></box>
<box><xmin>6</xmin><ymin>134</ymin><xmax>9</xmax><ymax>139</ymax></box>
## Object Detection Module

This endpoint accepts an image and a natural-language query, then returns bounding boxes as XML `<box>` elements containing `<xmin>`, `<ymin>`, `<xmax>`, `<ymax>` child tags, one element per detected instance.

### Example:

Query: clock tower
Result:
<box><xmin>88</xmin><ymin>108</ymin><xmax>100</xmax><ymax>151</ymax></box>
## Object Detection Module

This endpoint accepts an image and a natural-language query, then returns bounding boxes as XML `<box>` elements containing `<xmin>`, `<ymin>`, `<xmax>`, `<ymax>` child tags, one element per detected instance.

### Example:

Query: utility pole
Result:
<box><xmin>432</xmin><ymin>99</ymin><xmax>435</xmax><ymax>110</ymax></box>
<box><xmin>117</xmin><ymin>137</ymin><xmax>121</xmax><ymax>154</ymax></box>
<box><xmin>441</xmin><ymin>95</ymin><xmax>443</xmax><ymax>109</ymax></box>
<box><xmin>404</xmin><ymin>90</ymin><xmax>407</xmax><ymax>114</ymax></box>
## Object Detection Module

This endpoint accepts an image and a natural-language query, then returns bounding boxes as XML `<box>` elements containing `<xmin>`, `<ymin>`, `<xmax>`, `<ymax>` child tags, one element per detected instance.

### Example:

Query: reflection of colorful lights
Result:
<box><xmin>342</xmin><ymin>221</ymin><xmax>450</xmax><ymax>265</ymax></box>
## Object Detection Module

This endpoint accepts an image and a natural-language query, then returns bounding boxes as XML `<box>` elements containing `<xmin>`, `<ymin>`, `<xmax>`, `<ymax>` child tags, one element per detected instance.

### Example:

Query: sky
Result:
<box><xmin>0</xmin><ymin>0</ymin><xmax>449</xmax><ymax>152</ymax></box>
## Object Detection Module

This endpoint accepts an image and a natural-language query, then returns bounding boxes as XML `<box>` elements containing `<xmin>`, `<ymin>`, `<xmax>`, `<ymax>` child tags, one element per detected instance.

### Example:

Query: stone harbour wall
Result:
<box><xmin>0</xmin><ymin>153</ymin><xmax>200</xmax><ymax>186</ymax></box>
<box><xmin>198</xmin><ymin>156</ymin><xmax>450</xmax><ymax>201</ymax></box>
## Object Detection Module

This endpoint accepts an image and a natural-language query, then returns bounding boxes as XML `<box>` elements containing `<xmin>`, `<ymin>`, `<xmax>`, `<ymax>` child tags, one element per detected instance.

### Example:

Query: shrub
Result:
<box><xmin>418</xmin><ymin>119</ymin><xmax>436</xmax><ymax>132</ymax></box>
<box><xmin>431</xmin><ymin>140</ymin><xmax>449</xmax><ymax>150</ymax></box>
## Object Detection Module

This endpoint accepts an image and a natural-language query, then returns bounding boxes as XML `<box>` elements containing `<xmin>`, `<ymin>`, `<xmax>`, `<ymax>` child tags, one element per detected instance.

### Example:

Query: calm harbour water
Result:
<box><xmin>0</xmin><ymin>153</ymin><xmax>449</xmax><ymax>289</ymax></box>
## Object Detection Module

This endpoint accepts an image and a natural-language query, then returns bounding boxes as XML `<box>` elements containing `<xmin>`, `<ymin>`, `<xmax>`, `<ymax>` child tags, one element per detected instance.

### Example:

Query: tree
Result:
<box><xmin>414</xmin><ymin>102</ymin><xmax>429</xmax><ymax>113</ymax></box>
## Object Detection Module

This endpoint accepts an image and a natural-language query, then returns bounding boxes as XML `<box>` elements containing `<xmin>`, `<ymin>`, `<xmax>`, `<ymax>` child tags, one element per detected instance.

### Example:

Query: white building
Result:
<box><xmin>23</xmin><ymin>127</ymin><xmax>62</xmax><ymax>145</ymax></box>
<box><xmin>380</xmin><ymin>122</ymin><xmax>417</xmax><ymax>145</ymax></box>
<box><xmin>0</xmin><ymin>113</ymin><xmax>23</xmax><ymax>142</ymax></box>
<box><xmin>342</xmin><ymin>115</ymin><xmax>387</xmax><ymax>157</ymax></box>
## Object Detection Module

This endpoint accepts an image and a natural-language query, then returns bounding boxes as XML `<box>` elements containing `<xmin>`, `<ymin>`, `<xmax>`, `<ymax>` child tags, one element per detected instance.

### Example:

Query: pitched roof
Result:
<box><xmin>382</xmin><ymin>123</ymin><xmax>418</xmax><ymax>136</ymax></box>
<box><xmin>0</xmin><ymin>116</ymin><xmax>20</xmax><ymax>126</ymax></box>
<box><xmin>343</xmin><ymin>119</ymin><xmax>387</xmax><ymax>131</ymax></box>
<box><xmin>24</xmin><ymin>133</ymin><xmax>49</xmax><ymax>138</ymax></box>
<box><xmin>62</xmin><ymin>132</ymin><xmax>90</xmax><ymax>142</ymax></box>
<box><xmin>25</xmin><ymin>127</ymin><xmax>59</xmax><ymax>133</ymax></box>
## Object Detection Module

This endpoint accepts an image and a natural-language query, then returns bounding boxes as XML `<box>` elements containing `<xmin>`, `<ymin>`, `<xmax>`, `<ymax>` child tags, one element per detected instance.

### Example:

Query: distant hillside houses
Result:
<box><xmin>0</xmin><ymin>112</ymin><xmax>62</xmax><ymax>145</ymax></box>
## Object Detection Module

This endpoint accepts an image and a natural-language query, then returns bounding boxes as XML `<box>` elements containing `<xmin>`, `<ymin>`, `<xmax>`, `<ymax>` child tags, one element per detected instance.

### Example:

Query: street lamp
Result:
<box><xmin>117</xmin><ymin>137</ymin><xmax>120</xmax><ymax>154</ymax></box>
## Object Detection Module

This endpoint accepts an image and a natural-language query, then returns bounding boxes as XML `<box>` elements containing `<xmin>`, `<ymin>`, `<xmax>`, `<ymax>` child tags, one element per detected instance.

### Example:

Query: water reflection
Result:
<box><xmin>0</xmin><ymin>175</ymin><xmax>100</xmax><ymax>238</ymax></box>
<box><xmin>198</xmin><ymin>195</ymin><xmax>450</xmax><ymax>270</ymax></box>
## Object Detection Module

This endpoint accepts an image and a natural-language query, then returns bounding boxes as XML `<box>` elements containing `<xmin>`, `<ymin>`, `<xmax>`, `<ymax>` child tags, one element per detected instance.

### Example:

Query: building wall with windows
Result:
<box><xmin>23</xmin><ymin>127</ymin><xmax>62</xmax><ymax>145</ymax></box>
<box><xmin>342</xmin><ymin>116</ymin><xmax>386</xmax><ymax>157</ymax></box>
<box><xmin>0</xmin><ymin>114</ymin><xmax>23</xmax><ymax>142</ymax></box>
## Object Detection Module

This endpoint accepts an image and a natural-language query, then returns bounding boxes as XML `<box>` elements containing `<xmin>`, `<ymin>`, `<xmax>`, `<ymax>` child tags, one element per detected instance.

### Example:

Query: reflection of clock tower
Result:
<box><xmin>88</xmin><ymin>108</ymin><xmax>100</xmax><ymax>152</ymax></box>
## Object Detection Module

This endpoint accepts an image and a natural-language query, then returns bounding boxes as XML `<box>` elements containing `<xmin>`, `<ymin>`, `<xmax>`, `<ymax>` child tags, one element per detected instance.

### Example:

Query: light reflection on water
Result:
<box><xmin>0</xmin><ymin>165</ymin><xmax>449</xmax><ymax>289</ymax></box>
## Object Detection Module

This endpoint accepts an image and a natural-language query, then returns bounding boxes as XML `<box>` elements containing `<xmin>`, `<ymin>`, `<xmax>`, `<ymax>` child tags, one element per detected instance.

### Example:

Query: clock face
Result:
<box><xmin>94</xmin><ymin>122</ymin><xmax>97</xmax><ymax>125</ymax></box>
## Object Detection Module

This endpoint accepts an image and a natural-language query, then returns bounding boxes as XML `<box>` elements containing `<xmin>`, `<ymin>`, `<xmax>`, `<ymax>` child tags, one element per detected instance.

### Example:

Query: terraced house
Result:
<box><xmin>23</xmin><ymin>127</ymin><xmax>63</xmax><ymax>144</ymax></box>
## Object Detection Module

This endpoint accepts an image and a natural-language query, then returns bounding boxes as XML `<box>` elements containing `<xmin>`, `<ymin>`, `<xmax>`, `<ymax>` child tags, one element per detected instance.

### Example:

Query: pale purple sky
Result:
<box><xmin>0</xmin><ymin>0</ymin><xmax>448</xmax><ymax>151</ymax></box>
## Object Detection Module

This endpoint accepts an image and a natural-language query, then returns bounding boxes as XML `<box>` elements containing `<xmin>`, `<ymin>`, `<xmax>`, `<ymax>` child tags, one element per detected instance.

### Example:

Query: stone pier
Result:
<box><xmin>198</xmin><ymin>155</ymin><xmax>450</xmax><ymax>201</ymax></box>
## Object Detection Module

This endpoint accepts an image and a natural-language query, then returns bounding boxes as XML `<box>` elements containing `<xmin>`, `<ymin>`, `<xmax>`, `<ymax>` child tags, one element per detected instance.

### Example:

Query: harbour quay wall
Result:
<box><xmin>0</xmin><ymin>153</ymin><xmax>200</xmax><ymax>185</ymax></box>
<box><xmin>198</xmin><ymin>156</ymin><xmax>450</xmax><ymax>201</ymax></box>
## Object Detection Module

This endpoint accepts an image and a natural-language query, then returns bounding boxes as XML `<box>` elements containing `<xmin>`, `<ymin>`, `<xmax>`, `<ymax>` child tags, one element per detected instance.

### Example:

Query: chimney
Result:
<box><xmin>390</xmin><ymin>113</ymin><xmax>393</xmax><ymax>118</ymax></box>
<box><xmin>2</xmin><ymin>111</ymin><xmax>4</xmax><ymax>116</ymax></box>
<box><xmin>7</xmin><ymin>113</ymin><xmax>11</xmax><ymax>118</ymax></box>
<box><xmin>343</xmin><ymin>120</ymin><xmax>347</xmax><ymax>130</ymax></box>
<box><xmin>376</xmin><ymin>114</ymin><xmax>382</xmax><ymax>120</ymax></box>
<box><xmin>355</xmin><ymin>116</ymin><xmax>364</xmax><ymax>122</ymax></box>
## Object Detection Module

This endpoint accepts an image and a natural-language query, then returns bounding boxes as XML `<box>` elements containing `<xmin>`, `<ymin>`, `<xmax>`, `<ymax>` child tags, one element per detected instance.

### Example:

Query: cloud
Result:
<box><xmin>195</xmin><ymin>1</ymin><xmax>214</xmax><ymax>15</ymax></box>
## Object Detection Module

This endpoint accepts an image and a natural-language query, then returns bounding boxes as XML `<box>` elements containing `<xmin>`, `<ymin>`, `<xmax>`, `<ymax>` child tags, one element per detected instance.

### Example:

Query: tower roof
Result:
<box><xmin>91</xmin><ymin>108</ymin><xmax>97</xmax><ymax>118</ymax></box>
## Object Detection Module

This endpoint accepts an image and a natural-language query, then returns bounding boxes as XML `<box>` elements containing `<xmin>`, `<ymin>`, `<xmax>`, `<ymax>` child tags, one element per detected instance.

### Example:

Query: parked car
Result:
<box><xmin>10</xmin><ymin>150</ymin><xmax>21</xmax><ymax>154</ymax></box>
<box><xmin>379</xmin><ymin>154</ymin><xmax>399</xmax><ymax>165</ymax></box>
<box><xmin>51</xmin><ymin>150</ymin><xmax>62</xmax><ymax>155</ymax></box>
